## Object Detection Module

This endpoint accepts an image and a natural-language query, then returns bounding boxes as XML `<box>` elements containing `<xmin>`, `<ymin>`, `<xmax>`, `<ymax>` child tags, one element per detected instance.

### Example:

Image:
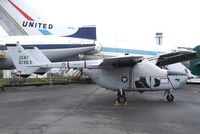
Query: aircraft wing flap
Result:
<box><xmin>99</xmin><ymin>56</ymin><xmax>143</xmax><ymax>68</ymax></box>
<box><xmin>156</xmin><ymin>50</ymin><xmax>198</xmax><ymax>67</ymax></box>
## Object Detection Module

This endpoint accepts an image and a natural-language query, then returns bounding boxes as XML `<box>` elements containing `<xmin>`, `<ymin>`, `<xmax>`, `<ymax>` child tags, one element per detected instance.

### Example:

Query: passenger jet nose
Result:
<box><xmin>167</xmin><ymin>70</ymin><xmax>189</xmax><ymax>87</ymax></box>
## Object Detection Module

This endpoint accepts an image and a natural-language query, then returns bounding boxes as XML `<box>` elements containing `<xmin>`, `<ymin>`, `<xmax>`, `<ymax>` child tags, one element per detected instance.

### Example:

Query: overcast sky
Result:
<box><xmin>3</xmin><ymin>0</ymin><xmax>200</xmax><ymax>48</ymax></box>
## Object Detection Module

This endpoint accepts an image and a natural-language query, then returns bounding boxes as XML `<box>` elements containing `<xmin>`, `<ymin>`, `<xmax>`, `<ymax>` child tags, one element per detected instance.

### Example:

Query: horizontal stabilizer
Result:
<box><xmin>65</xmin><ymin>26</ymin><xmax>96</xmax><ymax>40</ymax></box>
<box><xmin>6</xmin><ymin>43</ymin><xmax>41</xmax><ymax>77</ymax></box>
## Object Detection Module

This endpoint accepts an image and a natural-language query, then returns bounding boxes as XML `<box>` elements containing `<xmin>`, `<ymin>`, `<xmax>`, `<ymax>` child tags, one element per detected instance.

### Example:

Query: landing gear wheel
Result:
<box><xmin>166</xmin><ymin>94</ymin><xmax>174</xmax><ymax>102</ymax></box>
<box><xmin>117</xmin><ymin>95</ymin><xmax>127</xmax><ymax>104</ymax></box>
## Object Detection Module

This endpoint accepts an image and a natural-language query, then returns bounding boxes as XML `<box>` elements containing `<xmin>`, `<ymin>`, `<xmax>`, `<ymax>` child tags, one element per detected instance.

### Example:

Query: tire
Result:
<box><xmin>117</xmin><ymin>95</ymin><xmax>127</xmax><ymax>104</ymax></box>
<box><xmin>166</xmin><ymin>94</ymin><xmax>174</xmax><ymax>102</ymax></box>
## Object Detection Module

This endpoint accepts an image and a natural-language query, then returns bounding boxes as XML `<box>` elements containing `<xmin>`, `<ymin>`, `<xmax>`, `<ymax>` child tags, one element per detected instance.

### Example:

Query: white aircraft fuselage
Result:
<box><xmin>83</xmin><ymin>62</ymin><xmax>188</xmax><ymax>92</ymax></box>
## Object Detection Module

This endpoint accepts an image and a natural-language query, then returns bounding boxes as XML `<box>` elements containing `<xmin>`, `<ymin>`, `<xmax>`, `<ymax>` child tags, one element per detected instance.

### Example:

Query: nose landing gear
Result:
<box><xmin>117</xmin><ymin>94</ymin><xmax>127</xmax><ymax>104</ymax></box>
<box><xmin>164</xmin><ymin>90</ymin><xmax>175</xmax><ymax>102</ymax></box>
<box><xmin>166</xmin><ymin>94</ymin><xmax>174</xmax><ymax>102</ymax></box>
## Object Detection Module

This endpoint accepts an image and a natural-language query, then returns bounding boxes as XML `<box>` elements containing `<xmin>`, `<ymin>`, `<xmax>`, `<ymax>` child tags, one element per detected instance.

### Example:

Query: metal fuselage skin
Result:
<box><xmin>83</xmin><ymin>62</ymin><xmax>188</xmax><ymax>92</ymax></box>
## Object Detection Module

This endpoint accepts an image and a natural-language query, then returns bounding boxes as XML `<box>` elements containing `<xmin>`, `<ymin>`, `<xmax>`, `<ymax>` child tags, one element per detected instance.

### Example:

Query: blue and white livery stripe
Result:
<box><xmin>38</xmin><ymin>29</ymin><xmax>52</xmax><ymax>35</ymax></box>
<box><xmin>101</xmin><ymin>47</ymin><xmax>164</xmax><ymax>56</ymax></box>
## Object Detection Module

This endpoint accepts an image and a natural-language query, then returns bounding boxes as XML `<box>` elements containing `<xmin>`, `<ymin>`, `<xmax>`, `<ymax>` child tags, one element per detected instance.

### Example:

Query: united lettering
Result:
<box><xmin>22</xmin><ymin>21</ymin><xmax>53</xmax><ymax>29</ymax></box>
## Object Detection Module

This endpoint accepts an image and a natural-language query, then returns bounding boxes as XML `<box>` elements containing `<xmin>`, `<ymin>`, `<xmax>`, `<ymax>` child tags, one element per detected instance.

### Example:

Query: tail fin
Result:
<box><xmin>6</xmin><ymin>43</ymin><xmax>40</xmax><ymax>77</ymax></box>
<box><xmin>25</xmin><ymin>46</ymin><xmax>51</xmax><ymax>75</ymax></box>
<box><xmin>190</xmin><ymin>45</ymin><xmax>200</xmax><ymax>76</ymax></box>
<box><xmin>0</xmin><ymin>0</ymin><xmax>96</xmax><ymax>39</ymax></box>
<box><xmin>0</xmin><ymin>0</ymin><xmax>39</xmax><ymax>35</ymax></box>
<box><xmin>26</xmin><ymin>47</ymin><xmax>51</xmax><ymax>64</ymax></box>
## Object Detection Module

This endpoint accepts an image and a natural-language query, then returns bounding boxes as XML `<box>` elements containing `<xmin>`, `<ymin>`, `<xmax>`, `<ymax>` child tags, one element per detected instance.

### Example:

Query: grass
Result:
<box><xmin>0</xmin><ymin>77</ymin><xmax>73</xmax><ymax>85</ymax></box>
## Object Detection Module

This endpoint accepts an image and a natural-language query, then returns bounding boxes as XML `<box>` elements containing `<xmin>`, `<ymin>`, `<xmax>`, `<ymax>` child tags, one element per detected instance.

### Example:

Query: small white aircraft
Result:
<box><xmin>7</xmin><ymin>44</ymin><xmax>197</xmax><ymax>103</ymax></box>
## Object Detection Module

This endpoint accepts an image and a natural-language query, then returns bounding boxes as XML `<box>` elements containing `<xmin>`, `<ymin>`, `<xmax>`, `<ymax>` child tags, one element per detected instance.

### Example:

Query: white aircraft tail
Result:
<box><xmin>6</xmin><ymin>43</ymin><xmax>42</xmax><ymax>77</ymax></box>
<box><xmin>26</xmin><ymin>47</ymin><xmax>51</xmax><ymax>64</ymax></box>
<box><xmin>0</xmin><ymin>0</ymin><xmax>96</xmax><ymax>40</ymax></box>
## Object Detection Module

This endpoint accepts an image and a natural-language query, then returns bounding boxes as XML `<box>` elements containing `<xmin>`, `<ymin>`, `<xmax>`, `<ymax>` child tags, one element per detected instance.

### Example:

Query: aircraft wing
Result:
<box><xmin>99</xmin><ymin>56</ymin><xmax>143</xmax><ymax>68</ymax></box>
<box><xmin>155</xmin><ymin>50</ymin><xmax>198</xmax><ymax>67</ymax></box>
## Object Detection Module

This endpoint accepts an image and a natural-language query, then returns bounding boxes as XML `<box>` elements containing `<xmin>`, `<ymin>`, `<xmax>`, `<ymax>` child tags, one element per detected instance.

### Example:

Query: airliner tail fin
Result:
<box><xmin>0</xmin><ymin>0</ymin><xmax>96</xmax><ymax>39</ymax></box>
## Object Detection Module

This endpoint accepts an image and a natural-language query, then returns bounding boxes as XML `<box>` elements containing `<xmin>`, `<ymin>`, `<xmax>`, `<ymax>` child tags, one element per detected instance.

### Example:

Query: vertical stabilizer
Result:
<box><xmin>6</xmin><ymin>43</ymin><xmax>40</xmax><ymax>77</ymax></box>
<box><xmin>26</xmin><ymin>47</ymin><xmax>51</xmax><ymax>64</ymax></box>
<box><xmin>190</xmin><ymin>46</ymin><xmax>200</xmax><ymax>76</ymax></box>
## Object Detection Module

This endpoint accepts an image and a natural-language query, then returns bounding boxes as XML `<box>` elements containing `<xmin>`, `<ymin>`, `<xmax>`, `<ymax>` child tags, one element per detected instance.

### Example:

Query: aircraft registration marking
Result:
<box><xmin>19</xmin><ymin>55</ymin><xmax>32</xmax><ymax>64</ymax></box>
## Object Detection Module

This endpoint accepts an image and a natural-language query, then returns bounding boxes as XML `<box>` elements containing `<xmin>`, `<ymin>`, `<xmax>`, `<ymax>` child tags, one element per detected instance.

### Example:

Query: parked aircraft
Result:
<box><xmin>0</xmin><ymin>0</ymin><xmax>101</xmax><ymax>71</ymax></box>
<box><xmin>189</xmin><ymin>45</ymin><xmax>200</xmax><ymax>76</ymax></box>
<box><xmin>6</xmin><ymin>44</ymin><xmax>197</xmax><ymax>103</ymax></box>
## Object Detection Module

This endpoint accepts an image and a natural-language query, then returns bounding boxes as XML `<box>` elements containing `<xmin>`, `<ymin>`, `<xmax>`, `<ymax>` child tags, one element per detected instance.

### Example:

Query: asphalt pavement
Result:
<box><xmin>0</xmin><ymin>83</ymin><xmax>200</xmax><ymax>134</ymax></box>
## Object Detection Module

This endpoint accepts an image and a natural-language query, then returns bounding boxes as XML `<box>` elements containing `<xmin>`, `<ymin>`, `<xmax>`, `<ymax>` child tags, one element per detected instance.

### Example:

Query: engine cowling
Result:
<box><xmin>86</xmin><ymin>41</ymin><xmax>102</xmax><ymax>54</ymax></box>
